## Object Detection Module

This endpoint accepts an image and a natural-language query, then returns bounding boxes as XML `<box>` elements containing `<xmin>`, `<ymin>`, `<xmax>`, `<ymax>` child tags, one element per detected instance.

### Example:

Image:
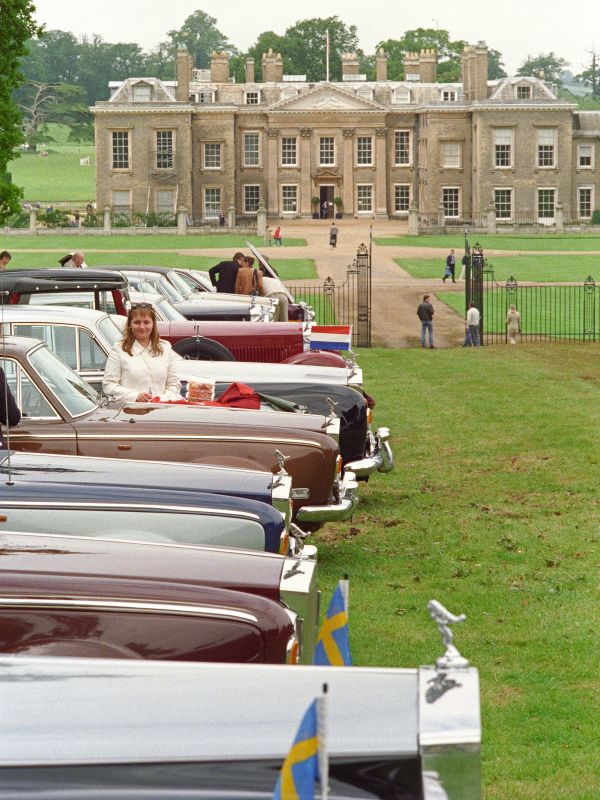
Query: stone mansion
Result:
<box><xmin>92</xmin><ymin>44</ymin><xmax>600</xmax><ymax>225</ymax></box>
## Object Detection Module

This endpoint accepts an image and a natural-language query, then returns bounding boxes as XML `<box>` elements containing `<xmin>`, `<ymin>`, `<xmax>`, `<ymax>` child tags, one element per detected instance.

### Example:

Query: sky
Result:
<box><xmin>33</xmin><ymin>0</ymin><xmax>599</xmax><ymax>75</ymax></box>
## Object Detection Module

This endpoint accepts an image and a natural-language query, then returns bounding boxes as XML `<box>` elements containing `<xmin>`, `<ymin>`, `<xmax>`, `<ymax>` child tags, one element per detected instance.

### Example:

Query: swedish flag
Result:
<box><xmin>314</xmin><ymin>581</ymin><xmax>352</xmax><ymax>666</ymax></box>
<box><xmin>273</xmin><ymin>699</ymin><xmax>320</xmax><ymax>800</ymax></box>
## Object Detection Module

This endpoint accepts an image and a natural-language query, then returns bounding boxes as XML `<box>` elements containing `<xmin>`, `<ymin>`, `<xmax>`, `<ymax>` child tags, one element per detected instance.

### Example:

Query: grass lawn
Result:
<box><xmin>396</xmin><ymin>255</ymin><xmax>600</xmax><ymax>283</ymax></box>
<box><xmin>8</xmin><ymin>149</ymin><xmax>96</xmax><ymax>204</ymax></box>
<box><xmin>315</xmin><ymin>344</ymin><xmax>599</xmax><ymax>799</ymax></box>
<box><xmin>2</xmin><ymin>234</ymin><xmax>306</xmax><ymax>251</ymax></box>
<box><xmin>376</xmin><ymin>234</ymin><xmax>600</xmax><ymax>252</ymax></box>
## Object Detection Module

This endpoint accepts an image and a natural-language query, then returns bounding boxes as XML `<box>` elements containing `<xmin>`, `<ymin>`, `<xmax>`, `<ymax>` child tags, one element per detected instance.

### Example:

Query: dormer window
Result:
<box><xmin>132</xmin><ymin>84</ymin><xmax>152</xmax><ymax>102</ymax></box>
<box><xmin>245</xmin><ymin>91</ymin><xmax>260</xmax><ymax>105</ymax></box>
<box><xmin>196</xmin><ymin>91</ymin><xmax>215</xmax><ymax>104</ymax></box>
<box><xmin>516</xmin><ymin>85</ymin><xmax>531</xmax><ymax>100</ymax></box>
<box><xmin>441</xmin><ymin>89</ymin><xmax>457</xmax><ymax>102</ymax></box>
<box><xmin>393</xmin><ymin>88</ymin><xmax>410</xmax><ymax>104</ymax></box>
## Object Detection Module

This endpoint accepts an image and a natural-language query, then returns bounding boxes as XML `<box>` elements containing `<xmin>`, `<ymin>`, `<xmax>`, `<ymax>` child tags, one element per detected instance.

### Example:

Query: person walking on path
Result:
<box><xmin>417</xmin><ymin>295</ymin><xmax>435</xmax><ymax>348</ymax></box>
<box><xmin>273</xmin><ymin>226</ymin><xmax>283</xmax><ymax>247</ymax></box>
<box><xmin>444</xmin><ymin>249</ymin><xmax>456</xmax><ymax>283</ymax></box>
<box><xmin>329</xmin><ymin>223</ymin><xmax>338</xmax><ymax>249</ymax></box>
<box><xmin>208</xmin><ymin>253</ymin><xmax>243</xmax><ymax>294</ymax></box>
<box><xmin>506</xmin><ymin>304</ymin><xmax>521</xmax><ymax>344</ymax></box>
<box><xmin>59</xmin><ymin>251</ymin><xmax>86</xmax><ymax>269</ymax></box>
<box><xmin>464</xmin><ymin>303</ymin><xmax>481</xmax><ymax>346</ymax></box>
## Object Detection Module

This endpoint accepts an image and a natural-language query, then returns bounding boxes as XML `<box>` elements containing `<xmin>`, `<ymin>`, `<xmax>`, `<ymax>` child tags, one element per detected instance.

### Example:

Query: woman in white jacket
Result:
<box><xmin>103</xmin><ymin>303</ymin><xmax>181</xmax><ymax>402</ymax></box>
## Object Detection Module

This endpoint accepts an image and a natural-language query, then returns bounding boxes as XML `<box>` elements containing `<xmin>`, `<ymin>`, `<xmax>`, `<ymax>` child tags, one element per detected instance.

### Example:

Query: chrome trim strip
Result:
<box><xmin>7</xmin><ymin>434</ymin><xmax>77</xmax><ymax>440</ymax></box>
<box><xmin>0</xmin><ymin>597</ymin><xmax>258</xmax><ymax>623</ymax></box>
<box><xmin>75</xmin><ymin>434</ymin><xmax>323</xmax><ymax>447</ymax></box>
<box><xmin>0</xmin><ymin>500</ymin><xmax>260</xmax><ymax>521</ymax></box>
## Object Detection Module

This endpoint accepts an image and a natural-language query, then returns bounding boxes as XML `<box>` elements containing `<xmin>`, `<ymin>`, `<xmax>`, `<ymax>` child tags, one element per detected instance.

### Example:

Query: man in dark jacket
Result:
<box><xmin>417</xmin><ymin>295</ymin><xmax>435</xmax><ymax>349</ymax></box>
<box><xmin>0</xmin><ymin>366</ymin><xmax>21</xmax><ymax>448</ymax></box>
<box><xmin>208</xmin><ymin>252</ymin><xmax>243</xmax><ymax>294</ymax></box>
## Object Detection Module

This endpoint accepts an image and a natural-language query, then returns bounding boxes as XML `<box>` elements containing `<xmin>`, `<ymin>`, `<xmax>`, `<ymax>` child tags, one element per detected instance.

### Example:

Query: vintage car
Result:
<box><xmin>0</xmin><ymin>530</ymin><xmax>320</xmax><ymax>663</ymax></box>
<box><xmin>0</xmin><ymin>306</ymin><xmax>392</xmax><ymax>477</ymax></box>
<box><xmin>0</xmin><ymin>449</ymin><xmax>299</xmax><ymax>551</ymax></box>
<box><xmin>135</xmin><ymin>264</ymin><xmax>310</xmax><ymax>322</ymax></box>
<box><xmin>0</xmin><ymin>635</ymin><xmax>481</xmax><ymax>798</ymax></box>
<box><xmin>2</xmin><ymin>337</ymin><xmax>358</xmax><ymax>526</ymax></box>
<box><xmin>2</xmin><ymin>268</ymin><xmax>345</xmax><ymax>365</ymax></box>
<box><xmin>120</xmin><ymin>268</ymin><xmax>276</xmax><ymax>322</ymax></box>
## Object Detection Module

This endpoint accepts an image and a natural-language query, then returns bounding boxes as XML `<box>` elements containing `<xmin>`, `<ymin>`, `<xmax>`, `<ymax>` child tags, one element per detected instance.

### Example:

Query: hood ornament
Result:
<box><xmin>274</xmin><ymin>449</ymin><xmax>290</xmax><ymax>476</ymax></box>
<box><xmin>324</xmin><ymin>397</ymin><xmax>339</xmax><ymax>426</ymax></box>
<box><xmin>427</xmin><ymin>599</ymin><xmax>469</xmax><ymax>670</ymax></box>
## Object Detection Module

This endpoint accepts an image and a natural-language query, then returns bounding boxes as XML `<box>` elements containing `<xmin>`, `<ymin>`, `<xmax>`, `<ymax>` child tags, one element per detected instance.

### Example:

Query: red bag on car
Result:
<box><xmin>217</xmin><ymin>382</ymin><xmax>261</xmax><ymax>410</ymax></box>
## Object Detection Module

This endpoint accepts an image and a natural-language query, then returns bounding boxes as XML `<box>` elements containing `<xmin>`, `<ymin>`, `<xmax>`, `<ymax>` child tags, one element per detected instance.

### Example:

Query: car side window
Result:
<box><xmin>79</xmin><ymin>328</ymin><xmax>108</xmax><ymax>371</ymax></box>
<box><xmin>13</xmin><ymin>324</ymin><xmax>78</xmax><ymax>370</ymax></box>
<box><xmin>2</xmin><ymin>358</ymin><xmax>57</xmax><ymax>419</ymax></box>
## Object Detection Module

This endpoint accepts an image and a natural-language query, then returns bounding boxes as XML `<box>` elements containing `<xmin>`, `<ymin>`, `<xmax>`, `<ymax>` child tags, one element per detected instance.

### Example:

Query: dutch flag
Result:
<box><xmin>309</xmin><ymin>325</ymin><xmax>352</xmax><ymax>351</ymax></box>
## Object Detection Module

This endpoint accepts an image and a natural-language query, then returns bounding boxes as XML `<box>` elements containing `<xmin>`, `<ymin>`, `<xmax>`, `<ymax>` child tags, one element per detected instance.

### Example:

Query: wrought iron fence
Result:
<box><xmin>286</xmin><ymin>242</ymin><xmax>372</xmax><ymax>347</ymax></box>
<box><xmin>483</xmin><ymin>274</ymin><xmax>599</xmax><ymax>343</ymax></box>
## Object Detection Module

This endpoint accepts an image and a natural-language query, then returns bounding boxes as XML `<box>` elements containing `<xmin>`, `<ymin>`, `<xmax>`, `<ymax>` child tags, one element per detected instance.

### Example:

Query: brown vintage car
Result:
<box><xmin>2</xmin><ymin>337</ymin><xmax>358</xmax><ymax>526</ymax></box>
<box><xmin>0</xmin><ymin>530</ymin><xmax>319</xmax><ymax>663</ymax></box>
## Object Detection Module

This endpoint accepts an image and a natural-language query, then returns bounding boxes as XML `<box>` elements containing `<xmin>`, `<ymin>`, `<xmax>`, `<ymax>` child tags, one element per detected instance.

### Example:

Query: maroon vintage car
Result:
<box><xmin>1</xmin><ymin>269</ymin><xmax>347</xmax><ymax>366</ymax></box>
<box><xmin>3</xmin><ymin>337</ymin><xmax>358</xmax><ymax>526</ymax></box>
<box><xmin>0</xmin><ymin>530</ymin><xmax>320</xmax><ymax>663</ymax></box>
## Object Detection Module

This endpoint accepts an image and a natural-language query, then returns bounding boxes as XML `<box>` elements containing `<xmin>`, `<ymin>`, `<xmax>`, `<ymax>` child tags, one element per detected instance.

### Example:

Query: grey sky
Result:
<box><xmin>34</xmin><ymin>0</ymin><xmax>598</xmax><ymax>75</ymax></box>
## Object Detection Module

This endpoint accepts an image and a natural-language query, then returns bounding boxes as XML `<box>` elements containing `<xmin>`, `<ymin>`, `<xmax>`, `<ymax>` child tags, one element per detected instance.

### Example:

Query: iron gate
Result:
<box><xmin>286</xmin><ymin>242</ymin><xmax>372</xmax><ymax>347</ymax></box>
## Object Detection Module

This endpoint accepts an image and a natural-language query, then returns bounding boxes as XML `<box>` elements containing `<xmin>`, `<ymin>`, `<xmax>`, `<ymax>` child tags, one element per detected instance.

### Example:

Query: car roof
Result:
<box><xmin>0</xmin><ymin>305</ymin><xmax>109</xmax><ymax>324</ymax></box>
<box><xmin>0</xmin><ymin>269</ymin><xmax>127</xmax><ymax>292</ymax></box>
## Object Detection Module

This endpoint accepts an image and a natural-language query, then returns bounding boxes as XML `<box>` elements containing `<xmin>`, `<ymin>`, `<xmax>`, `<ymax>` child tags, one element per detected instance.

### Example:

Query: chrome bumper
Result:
<box><xmin>296</xmin><ymin>470</ymin><xmax>359</xmax><ymax>524</ymax></box>
<box><xmin>346</xmin><ymin>426</ymin><xmax>395</xmax><ymax>478</ymax></box>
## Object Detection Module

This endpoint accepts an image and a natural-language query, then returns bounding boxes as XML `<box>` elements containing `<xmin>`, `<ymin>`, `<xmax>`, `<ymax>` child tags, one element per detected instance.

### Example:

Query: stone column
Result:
<box><xmin>266</xmin><ymin>128</ymin><xmax>279</xmax><ymax>215</ymax></box>
<box><xmin>408</xmin><ymin>200</ymin><xmax>419</xmax><ymax>236</ymax></box>
<box><xmin>256</xmin><ymin>202</ymin><xmax>267</xmax><ymax>237</ymax></box>
<box><xmin>375</xmin><ymin>127</ymin><xmax>388</xmax><ymax>216</ymax></box>
<box><xmin>342</xmin><ymin>128</ymin><xmax>355</xmax><ymax>215</ymax></box>
<box><xmin>438</xmin><ymin>202</ymin><xmax>445</xmax><ymax>228</ymax></box>
<box><xmin>29</xmin><ymin>209</ymin><xmax>37</xmax><ymax>234</ymax></box>
<box><xmin>555</xmin><ymin>201</ymin><xmax>564</xmax><ymax>231</ymax></box>
<box><xmin>227</xmin><ymin>203</ymin><xmax>236</xmax><ymax>228</ymax></box>
<box><xmin>299</xmin><ymin>128</ymin><xmax>312</xmax><ymax>217</ymax></box>
<box><xmin>103</xmin><ymin>205</ymin><xmax>111</xmax><ymax>234</ymax></box>
<box><xmin>177</xmin><ymin>206</ymin><xmax>187</xmax><ymax>235</ymax></box>
<box><xmin>486</xmin><ymin>205</ymin><xmax>497</xmax><ymax>235</ymax></box>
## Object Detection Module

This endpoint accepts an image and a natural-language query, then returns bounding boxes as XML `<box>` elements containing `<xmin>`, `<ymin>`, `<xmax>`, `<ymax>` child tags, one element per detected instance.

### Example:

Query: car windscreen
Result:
<box><xmin>28</xmin><ymin>345</ymin><xmax>99</xmax><ymax>416</ymax></box>
<box><xmin>167</xmin><ymin>270</ymin><xmax>197</xmax><ymax>298</ymax></box>
<box><xmin>156</xmin><ymin>297</ymin><xmax>187</xmax><ymax>322</ymax></box>
<box><xmin>97</xmin><ymin>315</ymin><xmax>123</xmax><ymax>347</ymax></box>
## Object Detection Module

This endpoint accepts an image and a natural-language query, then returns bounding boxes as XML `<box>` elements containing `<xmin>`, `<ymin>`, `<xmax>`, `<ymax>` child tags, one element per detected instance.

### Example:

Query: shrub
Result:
<box><xmin>591</xmin><ymin>209</ymin><xmax>600</xmax><ymax>225</ymax></box>
<box><xmin>37</xmin><ymin>209</ymin><xmax>72</xmax><ymax>228</ymax></box>
<box><xmin>112</xmin><ymin>213</ymin><xmax>133</xmax><ymax>228</ymax></box>
<box><xmin>82</xmin><ymin>212</ymin><xmax>102</xmax><ymax>228</ymax></box>
<box><xmin>5</xmin><ymin>211</ymin><xmax>29</xmax><ymax>229</ymax></box>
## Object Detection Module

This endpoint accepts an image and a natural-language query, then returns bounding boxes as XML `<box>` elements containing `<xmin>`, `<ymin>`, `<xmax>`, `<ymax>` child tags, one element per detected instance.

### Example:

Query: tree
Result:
<box><xmin>487</xmin><ymin>48</ymin><xmax>507</xmax><ymax>80</ymax></box>
<box><xmin>517</xmin><ymin>52</ymin><xmax>570</xmax><ymax>85</ymax></box>
<box><xmin>17</xmin><ymin>82</ymin><xmax>93</xmax><ymax>147</ymax></box>
<box><xmin>242</xmin><ymin>31</ymin><xmax>286</xmax><ymax>82</ymax></box>
<box><xmin>577</xmin><ymin>50</ymin><xmax>600</xmax><ymax>99</ymax></box>
<box><xmin>283</xmin><ymin>17</ymin><xmax>362</xmax><ymax>81</ymax></box>
<box><xmin>21</xmin><ymin>30</ymin><xmax>80</xmax><ymax>85</ymax></box>
<box><xmin>166</xmin><ymin>10</ymin><xmax>236</xmax><ymax>69</ymax></box>
<box><xmin>0</xmin><ymin>0</ymin><xmax>43</xmax><ymax>221</ymax></box>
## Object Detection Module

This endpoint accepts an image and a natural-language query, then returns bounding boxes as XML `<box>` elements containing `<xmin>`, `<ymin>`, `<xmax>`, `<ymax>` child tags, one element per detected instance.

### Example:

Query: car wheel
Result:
<box><xmin>173</xmin><ymin>337</ymin><xmax>235</xmax><ymax>361</ymax></box>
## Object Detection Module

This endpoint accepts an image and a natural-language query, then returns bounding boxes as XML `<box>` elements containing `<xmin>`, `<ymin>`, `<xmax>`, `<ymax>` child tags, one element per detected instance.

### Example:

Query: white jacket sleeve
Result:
<box><xmin>102</xmin><ymin>347</ymin><xmax>139</xmax><ymax>402</ymax></box>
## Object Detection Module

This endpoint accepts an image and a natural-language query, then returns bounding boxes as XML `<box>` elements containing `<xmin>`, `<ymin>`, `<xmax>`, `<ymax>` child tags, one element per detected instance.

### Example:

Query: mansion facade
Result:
<box><xmin>92</xmin><ymin>45</ymin><xmax>600</xmax><ymax>224</ymax></box>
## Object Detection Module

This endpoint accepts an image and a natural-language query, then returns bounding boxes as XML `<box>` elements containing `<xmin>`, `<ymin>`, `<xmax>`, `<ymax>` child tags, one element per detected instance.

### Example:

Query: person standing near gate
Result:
<box><xmin>444</xmin><ymin>249</ymin><xmax>456</xmax><ymax>283</ymax></box>
<box><xmin>464</xmin><ymin>302</ymin><xmax>481</xmax><ymax>346</ymax></box>
<box><xmin>506</xmin><ymin>304</ymin><xmax>521</xmax><ymax>344</ymax></box>
<box><xmin>329</xmin><ymin>222</ymin><xmax>338</xmax><ymax>249</ymax></box>
<box><xmin>417</xmin><ymin>295</ymin><xmax>434</xmax><ymax>348</ymax></box>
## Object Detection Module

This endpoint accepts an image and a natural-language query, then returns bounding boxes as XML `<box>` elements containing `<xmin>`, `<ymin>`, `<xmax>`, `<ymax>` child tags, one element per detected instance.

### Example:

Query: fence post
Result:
<box><xmin>103</xmin><ymin>206</ymin><xmax>112</xmax><ymax>234</ymax></box>
<box><xmin>256</xmin><ymin>202</ymin><xmax>267</xmax><ymax>237</ymax></box>
<box><xmin>29</xmin><ymin>208</ymin><xmax>37</xmax><ymax>234</ymax></box>
<box><xmin>438</xmin><ymin>202</ymin><xmax>445</xmax><ymax>228</ymax></box>
<box><xmin>408</xmin><ymin>201</ymin><xmax>419</xmax><ymax>236</ymax></box>
<box><xmin>177</xmin><ymin>206</ymin><xmax>187</xmax><ymax>236</ymax></box>
<box><xmin>227</xmin><ymin>203</ymin><xmax>236</xmax><ymax>229</ymax></box>
<box><xmin>486</xmin><ymin>204</ymin><xmax>497</xmax><ymax>235</ymax></box>
<box><xmin>555</xmin><ymin>202</ymin><xmax>564</xmax><ymax>231</ymax></box>
<box><xmin>355</xmin><ymin>243</ymin><xmax>371</xmax><ymax>347</ymax></box>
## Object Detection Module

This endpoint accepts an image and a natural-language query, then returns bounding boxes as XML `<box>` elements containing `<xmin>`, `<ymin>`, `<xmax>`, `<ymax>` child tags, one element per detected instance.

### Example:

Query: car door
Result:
<box><xmin>3</xmin><ymin>358</ymin><xmax>78</xmax><ymax>454</ymax></box>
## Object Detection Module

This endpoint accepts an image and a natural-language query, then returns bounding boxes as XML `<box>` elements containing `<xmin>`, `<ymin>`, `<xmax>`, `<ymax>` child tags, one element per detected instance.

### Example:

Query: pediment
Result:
<box><xmin>269</xmin><ymin>83</ymin><xmax>386</xmax><ymax>112</ymax></box>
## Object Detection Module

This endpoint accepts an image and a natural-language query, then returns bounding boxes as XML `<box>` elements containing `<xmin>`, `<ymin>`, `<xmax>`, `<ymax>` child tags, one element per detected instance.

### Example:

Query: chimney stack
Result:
<box><xmin>462</xmin><ymin>43</ymin><xmax>488</xmax><ymax>101</ymax></box>
<box><xmin>210</xmin><ymin>51</ymin><xmax>230</xmax><ymax>83</ymax></box>
<box><xmin>245</xmin><ymin>59</ymin><xmax>255</xmax><ymax>83</ymax></box>
<box><xmin>341</xmin><ymin>53</ymin><xmax>360</xmax><ymax>78</ymax></box>
<box><xmin>418</xmin><ymin>50</ymin><xmax>437</xmax><ymax>83</ymax></box>
<box><xmin>176</xmin><ymin>48</ymin><xmax>193</xmax><ymax>101</ymax></box>
<box><xmin>262</xmin><ymin>49</ymin><xmax>283</xmax><ymax>83</ymax></box>
<box><xmin>376</xmin><ymin>48</ymin><xmax>388</xmax><ymax>81</ymax></box>
<box><xmin>403</xmin><ymin>52</ymin><xmax>420</xmax><ymax>80</ymax></box>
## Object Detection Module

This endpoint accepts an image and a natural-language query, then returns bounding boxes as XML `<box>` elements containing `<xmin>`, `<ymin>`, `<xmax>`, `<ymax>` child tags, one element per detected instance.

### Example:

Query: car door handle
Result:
<box><xmin>117</xmin><ymin>445</ymin><xmax>132</xmax><ymax>451</ymax></box>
